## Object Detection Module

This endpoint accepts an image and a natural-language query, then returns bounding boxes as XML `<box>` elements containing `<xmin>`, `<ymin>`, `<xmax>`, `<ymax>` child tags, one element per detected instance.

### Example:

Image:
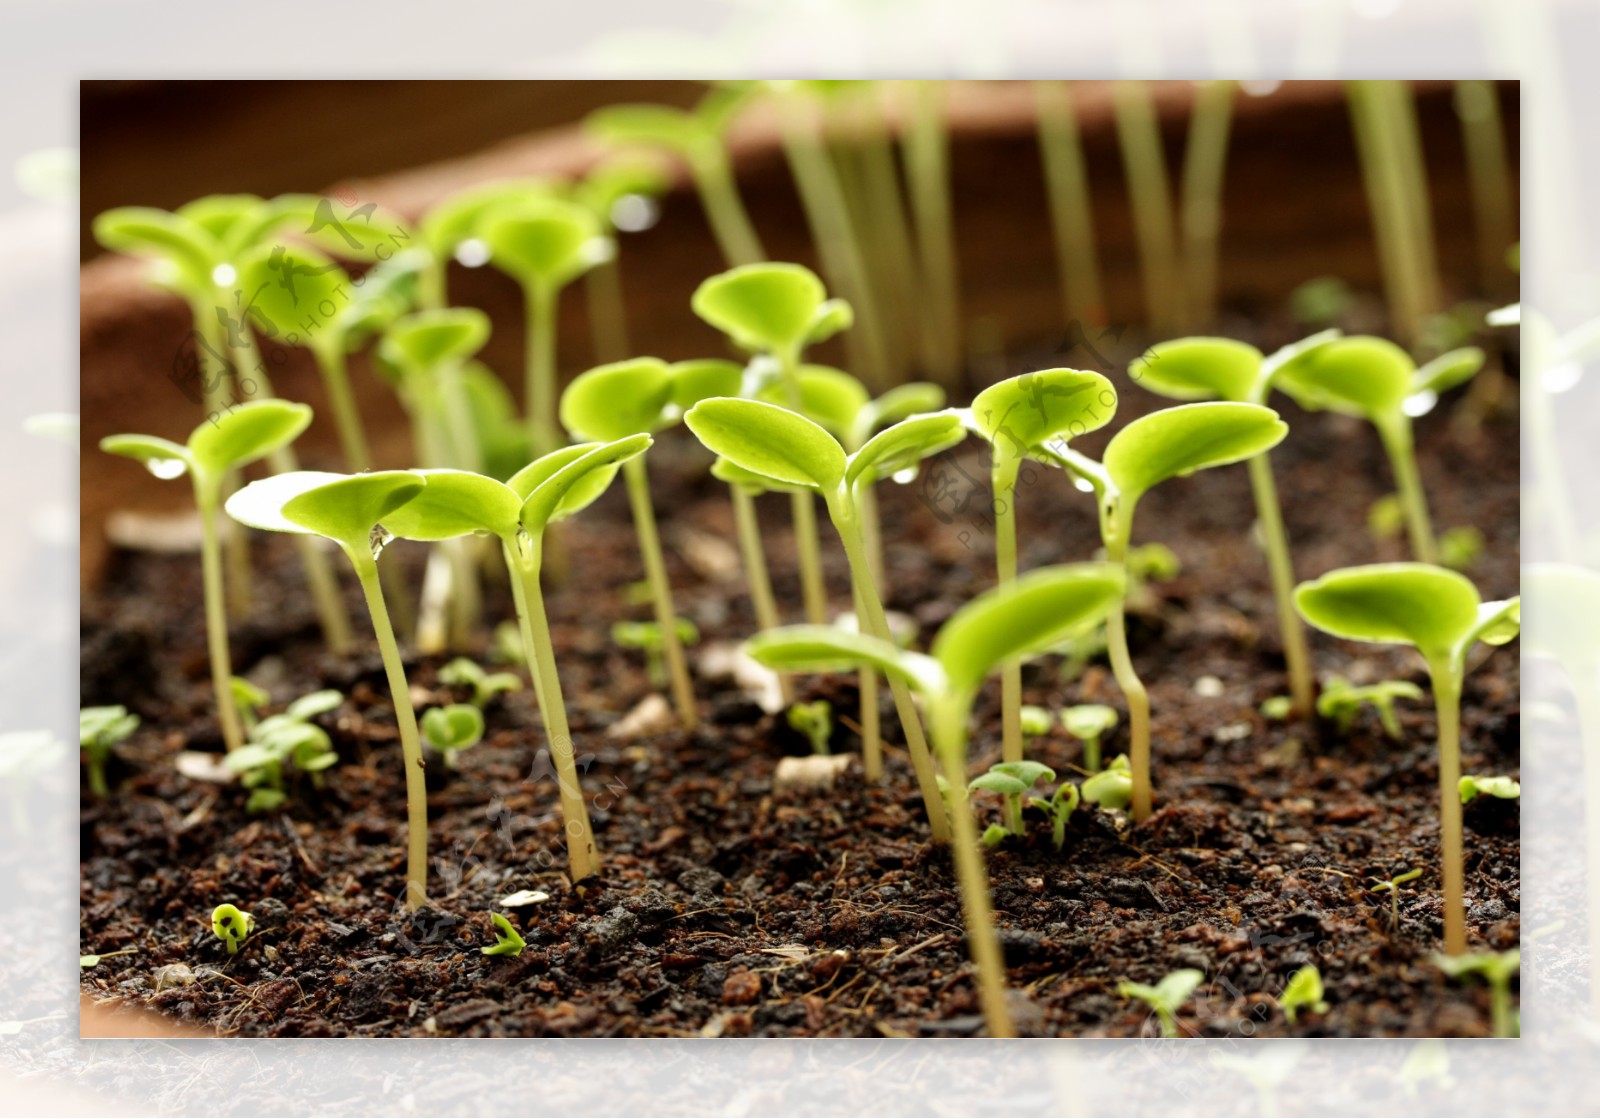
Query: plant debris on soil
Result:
<box><xmin>80</xmin><ymin>332</ymin><xmax>1519</xmax><ymax>1038</ymax></box>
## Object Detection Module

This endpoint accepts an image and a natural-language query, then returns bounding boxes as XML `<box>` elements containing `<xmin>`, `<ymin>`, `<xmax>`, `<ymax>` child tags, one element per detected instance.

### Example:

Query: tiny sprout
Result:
<box><xmin>1081</xmin><ymin>754</ymin><xmax>1133</xmax><ymax>810</ymax></box>
<box><xmin>970</xmin><ymin>760</ymin><xmax>1055</xmax><ymax>837</ymax></box>
<box><xmin>1260</xmin><ymin>696</ymin><xmax>1294</xmax><ymax>721</ymax></box>
<box><xmin>787</xmin><ymin>700</ymin><xmax>834</xmax><ymax>756</ymax></box>
<box><xmin>225</xmin><ymin>688</ymin><xmax>342</xmax><ymax>813</ymax></box>
<box><xmin>230</xmin><ymin>677</ymin><xmax>270</xmax><ymax>732</ymax></box>
<box><xmin>1368</xmin><ymin>493</ymin><xmax>1405</xmax><ymax>541</ymax></box>
<box><xmin>1295</xmin><ymin>563</ymin><xmax>1519</xmax><ymax>954</ymax></box>
<box><xmin>1316</xmin><ymin>675</ymin><xmax>1423</xmax><ymax>740</ymax></box>
<box><xmin>211</xmin><ymin>904</ymin><xmax>255</xmax><ymax>955</ymax></box>
<box><xmin>1029</xmin><ymin>781</ymin><xmax>1081</xmax><ymax>850</ymax></box>
<box><xmin>1060</xmin><ymin>703</ymin><xmax>1118</xmax><ymax>773</ymax></box>
<box><xmin>491</xmin><ymin>620</ymin><xmax>524</xmax><ymax>665</ymax></box>
<box><xmin>1434</xmin><ymin>947</ymin><xmax>1519</xmax><ymax>1037</ymax></box>
<box><xmin>79</xmin><ymin>706</ymin><xmax>138</xmax><ymax>799</ymax></box>
<box><xmin>1459</xmin><ymin>774</ymin><xmax>1520</xmax><ymax>805</ymax></box>
<box><xmin>611</xmin><ymin>618</ymin><xmax>701</xmax><ymax>693</ymax></box>
<box><xmin>422</xmin><ymin>704</ymin><xmax>486</xmax><ymax>769</ymax></box>
<box><xmin>1440</xmin><ymin>525</ymin><xmax>1485</xmax><ymax>572</ymax></box>
<box><xmin>1019</xmin><ymin>705</ymin><xmax>1054</xmax><ymax>740</ymax></box>
<box><xmin>481</xmin><ymin>912</ymin><xmax>526</xmax><ymax>958</ymax></box>
<box><xmin>1279</xmin><ymin>964</ymin><xmax>1330</xmax><ymax>1023</ymax></box>
<box><xmin>1370</xmin><ymin>867</ymin><xmax>1423</xmax><ymax>930</ymax></box>
<box><xmin>981</xmin><ymin>824</ymin><xmax>1010</xmax><ymax>849</ymax></box>
<box><xmin>438</xmin><ymin>658</ymin><xmax>523</xmax><ymax>709</ymax></box>
<box><xmin>1118</xmin><ymin>968</ymin><xmax>1203</xmax><ymax>1038</ymax></box>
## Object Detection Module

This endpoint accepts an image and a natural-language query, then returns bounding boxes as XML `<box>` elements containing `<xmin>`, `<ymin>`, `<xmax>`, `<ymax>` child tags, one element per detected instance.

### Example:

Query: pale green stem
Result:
<box><xmin>1575</xmin><ymin>678</ymin><xmax>1600</xmax><ymax>1021</ymax></box>
<box><xmin>313</xmin><ymin>341</ymin><xmax>372</xmax><ymax>472</ymax></box>
<box><xmin>691</xmin><ymin>146</ymin><xmax>766</xmax><ymax>267</ymax></box>
<box><xmin>1036</xmin><ymin>80</ymin><xmax>1105</xmax><ymax>329</ymax></box>
<box><xmin>1348</xmin><ymin>81</ymin><xmax>1426</xmax><ymax>348</ymax></box>
<box><xmin>622</xmin><ymin>456</ymin><xmax>696</xmax><ymax>730</ymax></box>
<box><xmin>1384</xmin><ymin>81</ymin><xmax>1442</xmax><ymax>326</ymax></box>
<box><xmin>351</xmin><ymin>549</ymin><xmax>429</xmax><ymax>910</ymax></box>
<box><xmin>1428</xmin><ymin>666</ymin><xmax>1466</xmax><ymax>956</ymax></box>
<box><xmin>197</xmin><ymin>304</ymin><xmax>252</xmax><ymax>622</ymax></box>
<box><xmin>585</xmin><ymin>255</ymin><xmax>630</xmax><ymax>365</ymax></box>
<box><xmin>930</xmin><ymin>700</ymin><xmax>1015</xmax><ymax>1036</ymax></box>
<box><xmin>506</xmin><ymin>538</ymin><xmax>599</xmax><ymax>884</ymax></box>
<box><xmin>1378</xmin><ymin>415</ymin><xmax>1438</xmax><ymax>564</ymax></box>
<box><xmin>859</xmin><ymin>482</ymin><xmax>885</xmax><ymax>591</ymax></box>
<box><xmin>526</xmin><ymin>283</ymin><xmax>559</xmax><ymax>455</ymax></box>
<box><xmin>197</xmin><ymin>488</ymin><xmax>244</xmax><ymax>754</ymax></box>
<box><xmin>901</xmin><ymin>80</ymin><xmax>962</xmax><ymax>387</ymax></box>
<box><xmin>731</xmin><ymin>485</ymin><xmax>792</xmax><ymax>704</ymax></box>
<box><xmin>856</xmin><ymin>95</ymin><xmax>927</xmax><ymax>377</ymax></box>
<box><xmin>828</xmin><ymin>132</ymin><xmax>901</xmax><ymax>376</ymax></box>
<box><xmin>1247</xmin><ymin>453</ymin><xmax>1315</xmax><ymax>716</ymax></box>
<box><xmin>418</xmin><ymin>254</ymin><xmax>447</xmax><ymax>311</ymax></box>
<box><xmin>1083</xmin><ymin>734</ymin><xmax>1101</xmax><ymax>775</ymax></box>
<box><xmin>1454</xmin><ymin>80</ymin><xmax>1515</xmax><ymax>293</ymax></box>
<box><xmin>777</xmin><ymin>350</ymin><xmax>830</xmax><ymax>626</ymax></box>
<box><xmin>832</xmin><ymin>495</ymin><xmax>948</xmax><ymax>842</ymax></box>
<box><xmin>852</xmin><ymin>570</ymin><xmax>883</xmax><ymax>782</ymax></box>
<box><xmin>994</xmin><ymin>457</ymin><xmax>1023</xmax><ymax>764</ymax></box>
<box><xmin>1112</xmin><ymin>80</ymin><xmax>1184</xmax><ymax>336</ymax></box>
<box><xmin>1180</xmin><ymin>80</ymin><xmax>1235</xmax><ymax>329</ymax></box>
<box><xmin>1105</xmin><ymin>531</ymin><xmax>1154</xmax><ymax>821</ymax></box>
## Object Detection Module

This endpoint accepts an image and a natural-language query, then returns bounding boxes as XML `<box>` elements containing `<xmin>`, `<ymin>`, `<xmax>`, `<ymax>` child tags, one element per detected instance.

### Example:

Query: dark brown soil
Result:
<box><xmin>80</xmin><ymin>329</ymin><xmax>1520</xmax><ymax>1038</ymax></box>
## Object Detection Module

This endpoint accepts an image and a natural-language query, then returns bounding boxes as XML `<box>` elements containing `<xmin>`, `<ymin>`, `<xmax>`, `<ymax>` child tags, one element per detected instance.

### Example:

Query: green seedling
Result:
<box><xmin>479</xmin><ymin>196</ymin><xmax>613</xmax><ymax>452</ymax></box>
<box><xmin>1279</xmin><ymin>964</ymin><xmax>1330</xmax><ymax>1023</ymax></box>
<box><xmin>1044</xmin><ymin>401</ymin><xmax>1289</xmax><ymax>819</ymax></box>
<box><xmin>1295</xmin><ymin>563</ymin><xmax>1519</xmax><ymax>954</ymax></box>
<box><xmin>1290</xmin><ymin>276</ymin><xmax>1356</xmax><ymax>328</ymax></box>
<box><xmin>692</xmin><ymin>263</ymin><xmax>853</xmax><ymax>628</ymax></box>
<box><xmin>1118</xmin><ymin>968</ymin><xmax>1204</xmax><ymax>1039</ymax></box>
<box><xmin>981</xmin><ymin>824</ymin><xmax>1010</xmax><ymax>849</ymax></box>
<box><xmin>587</xmin><ymin>88</ymin><xmax>765</xmax><ymax>267</ymax></box>
<box><xmin>211</xmin><ymin>904</ymin><xmax>255</xmax><ymax>955</ymax></box>
<box><xmin>1368</xmin><ymin>493</ymin><xmax>1405</xmax><ymax>541</ymax></box>
<box><xmin>787</xmin><ymin>700</ymin><xmax>834</xmax><ymax>756</ymax></box>
<box><xmin>1019</xmin><ymin>705</ymin><xmax>1054</xmax><ymax>740</ymax></box>
<box><xmin>562</xmin><ymin>357</ymin><xmax>744</xmax><ymax>730</ymax></box>
<box><xmin>438</xmin><ymin>658</ymin><xmax>523</xmax><ymax>709</ymax></box>
<box><xmin>1434</xmin><ymin>948</ymin><xmax>1519</xmax><ymax>1037</ymax></box>
<box><xmin>79</xmin><ymin>706</ymin><xmax>138</xmax><ymax>798</ymax></box>
<box><xmin>102</xmin><ymin>400</ymin><xmax>312</xmax><ymax>753</ymax></box>
<box><xmin>1371</xmin><ymin>867</ymin><xmax>1424</xmax><ymax>931</ymax></box>
<box><xmin>970</xmin><ymin>760</ymin><xmax>1055</xmax><ymax>837</ymax></box>
<box><xmin>1260</xmin><ymin>696</ymin><xmax>1294</xmax><ymax>721</ymax></box>
<box><xmin>1317</xmin><ymin>676</ymin><xmax>1423</xmax><ymax>740</ymax></box>
<box><xmin>482</xmin><ymin>912</ymin><xmax>526</xmax><ymax>958</ymax></box>
<box><xmin>613</xmin><ymin>619</ymin><xmax>701</xmax><ymax>693</ymax></box>
<box><xmin>1081</xmin><ymin>754</ymin><xmax>1133</xmax><ymax>810</ymax></box>
<box><xmin>686</xmin><ymin>396</ymin><xmax>965</xmax><ymax>805</ymax></box>
<box><xmin>230</xmin><ymin>677</ymin><xmax>270</xmax><ymax>733</ymax></box>
<box><xmin>225</xmin><ymin>469</ymin><xmax>432</xmax><ymax>908</ymax></box>
<box><xmin>417</xmin><ymin>177</ymin><xmax>555</xmax><ymax>308</ymax></box>
<box><xmin>422</xmin><ymin>704</ymin><xmax>485</xmax><ymax>769</ymax></box>
<box><xmin>226</xmin><ymin>688</ymin><xmax>342</xmax><ymax>811</ymax></box>
<box><xmin>1030</xmin><ymin>781</ymin><xmax>1081</xmax><ymax>851</ymax></box>
<box><xmin>1128</xmin><ymin>332</ymin><xmax>1342</xmax><ymax>717</ymax></box>
<box><xmin>377</xmin><ymin>437</ymin><xmax>654</xmax><ymax>886</ymax></box>
<box><xmin>747</xmin><ymin>562</ymin><xmax>1125</xmax><ymax>1037</ymax></box>
<box><xmin>1459</xmin><ymin>774</ymin><xmax>1520</xmax><ymax>805</ymax></box>
<box><xmin>970</xmin><ymin>367</ymin><xmax>1117</xmax><ymax>763</ymax></box>
<box><xmin>1061</xmin><ymin>704</ymin><xmax>1118</xmax><ymax>773</ymax></box>
<box><xmin>1273</xmin><ymin>336</ymin><xmax>1486</xmax><ymax>564</ymax></box>
<box><xmin>1440</xmin><ymin>526</ymin><xmax>1485</xmax><ymax>572</ymax></box>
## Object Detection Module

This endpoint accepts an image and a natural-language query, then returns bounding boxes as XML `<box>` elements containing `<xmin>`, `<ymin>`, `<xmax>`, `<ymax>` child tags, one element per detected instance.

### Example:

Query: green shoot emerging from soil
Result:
<box><xmin>1295</xmin><ymin>563</ymin><xmax>1519</xmax><ymax>954</ymax></box>
<box><xmin>970</xmin><ymin>760</ymin><xmax>1055</xmax><ymax>837</ymax></box>
<box><xmin>225</xmin><ymin>689</ymin><xmax>342</xmax><ymax>813</ymax></box>
<box><xmin>1042</xmin><ymin>401</ymin><xmax>1289</xmax><ymax>819</ymax></box>
<box><xmin>438</xmin><ymin>658</ymin><xmax>523</xmax><ymax>709</ymax></box>
<box><xmin>101</xmin><ymin>400</ymin><xmax>313</xmax><ymax>754</ymax></box>
<box><xmin>211</xmin><ymin>903</ymin><xmax>255</xmax><ymax>955</ymax></box>
<box><xmin>1061</xmin><ymin>703</ymin><xmax>1118</xmax><ymax>773</ymax></box>
<box><xmin>1370</xmin><ymin>867</ymin><xmax>1423</xmax><ymax>931</ymax></box>
<box><xmin>747</xmin><ymin>562</ymin><xmax>1125</xmax><ymax>1038</ymax></box>
<box><xmin>482</xmin><ymin>912</ymin><xmax>527</xmax><ymax>958</ymax></box>
<box><xmin>1434</xmin><ymin>948</ymin><xmax>1519</xmax><ymax>1037</ymax></box>
<box><xmin>1030</xmin><ymin>780</ymin><xmax>1081</xmax><ymax>851</ymax></box>
<box><xmin>1081</xmin><ymin>754</ymin><xmax>1133</xmax><ymax>810</ymax></box>
<box><xmin>1317</xmin><ymin>676</ymin><xmax>1423</xmax><ymax>740</ymax></box>
<box><xmin>1118</xmin><ymin>968</ymin><xmax>1203</xmax><ymax>1039</ymax></box>
<box><xmin>1019</xmin><ymin>705</ymin><xmax>1054</xmax><ymax>740</ymax></box>
<box><xmin>1459</xmin><ymin>774</ymin><xmax>1520</xmax><ymax>805</ymax></box>
<box><xmin>787</xmin><ymin>700</ymin><xmax>834</xmax><ymax>756</ymax></box>
<box><xmin>1279</xmin><ymin>964</ymin><xmax>1330</xmax><ymax>1023</ymax></box>
<box><xmin>79</xmin><ymin>706</ymin><xmax>138</xmax><ymax>798</ymax></box>
<box><xmin>970</xmin><ymin>367</ymin><xmax>1117</xmax><ymax>763</ymax></box>
<box><xmin>422</xmin><ymin>705</ymin><xmax>485</xmax><ymax>769</ymax></box>
<box><xmin>612</xmin><ymin>620</ymin><xmax>701</xmax><ymax>695</ymax></box>
<box><xmin>225</xmin><ymin>469</ymin><xmax>431</xmax><ymax>908</ymax></box>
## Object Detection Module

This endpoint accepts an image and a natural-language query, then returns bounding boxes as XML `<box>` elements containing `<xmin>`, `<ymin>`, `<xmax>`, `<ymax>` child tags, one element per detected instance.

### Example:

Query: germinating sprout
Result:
<box><xmin>1433</xmin><ymin>947</ymin><xmax>1519</xmax><ymax>1037</ymax></box>
<box><xmin>747</xmin><ymin>562</ymin><xmax>1126</xmax><ymax>1037</ymax></box>
<box><xmin>1370</xmin><ymin>867</ymin><xmax>1423</xmax><ymax>931</ymax></box>
<box><xmin>1081</xmin><ymin>754</ymin><xmax>1133</xmax><ymax>810</ymax></box>
<box><xmin>79</xmin><ymin>705</ymin><xmax>138</xmax><ymax>799</ymax></box>
<box><xmin>422</xmin><ymin>705</ymin><xmax>486</xmax><ymax>769</ymax></box>
<box><xmin>1279</xmin><ymin>964</ymin><xmax>1330</xmax><ymax>1023</ymax></box>
<box><xmin>612</xmin><ymin>619</ymin><xmax>701</xmax><ymax>695</ymax></box>
<box><xmin>1439</xmin><ymin>525</ymin><xmax>1485</xmax><ymax>572</ymax></box>
<box><xmin>102</xmin><ymin>400</ymin><xmax>313</xmax><ymax>754</ymax></box>
<box><xmin>417</xmin><ymin>177</ymin><xmax>556</xmax><ymax>307</ymax></box>
<box><xmin>787</xmin><ymin>700</ymin><xmax>834</xmax><ymax>756</ymax></box>
<box><xmin>377</xmin><ymin>436</ymin><xmax>654</xmax><ymax>887</ymax></box>
<box><xmin>1042</xmin><ymin>400</ymin><xmax>1289</xmax><ymax>819</ymax></box>
<box><xmin>969</xmin><ymin>760</ymin><xmax>1055</xmax><ymax>838</ymax></box>
<box><xmin>1459</xmin><ymin>774</ymin><xmax>1520</xmax><ymax>805</ymax></box>
<box><xmin>482</xmin><ymin>912</ymin><xmax>526</xmax><ymax>958</ymax></box>
<box><xmin>969</xmin><ymin>367</ymin><xmax>1117</xmax><ymax>763</ymax></box>
<box><xmin>438</xmin><ymin>658</ymin><xmax>523</xmax><ymax>709</ymax></box>
<box><xmin>1117</xmin><ymin>968</ymin><xmax>1203</xmax><ymax>1039</ymax></box>
<box><xmin>1019</xmin><ymin>705</ymin><xmax>1054</xmax><ymax>740</ymax></box>
<box><xmin>1029</xmin><ymin>781</ymin><xmax>1081</xmax><ymax>851</ymax></box>
<box><xmin>1317</xmin><ymin>676</ymin><xmax>1424</xmax><ymax>740</ymax></box>
<box><xmin>1295</xmin><ymin>562</ymin><xmax>1519</xmax><ymax>955</ymax></box>
<box><xmin>1061</xmin><ymin>703</ymin><xmax>1118</xmax><ymax>773</ymax></box>
<box><xmin>211</xmin><ymin>903</ymin><xmax>255</xmax><ymax>956</ymax></box>
<box><xmin>225</xmin><ymin>688</ymin><xmax>343</xmax><ymax>813</ymax></box>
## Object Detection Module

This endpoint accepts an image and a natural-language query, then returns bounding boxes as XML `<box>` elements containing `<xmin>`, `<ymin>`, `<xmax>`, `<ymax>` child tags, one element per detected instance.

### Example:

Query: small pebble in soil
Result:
<box><xmin>1194</xmin><ymin>675</ymin><xmax>1226</xmax><ymax>698</ymax></box>
<box><xmin>1214</xmin><ymin>722</ymin><xmax>1252</xmax><ymax>742</ymax></box>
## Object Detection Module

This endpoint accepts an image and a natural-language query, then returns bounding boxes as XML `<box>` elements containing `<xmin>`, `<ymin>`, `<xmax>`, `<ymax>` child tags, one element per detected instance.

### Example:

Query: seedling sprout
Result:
<box><xmin>1030</xmin><ymin>780</ymin><xmax>1081</xmax><ymax>850</ymax></box>
<box><xmin>1019</xmin><ymin>705</ymin><xmax>1054</xmax><ymax>740</ymax></box>
<box><xmin>1370</xmin><ymin>867</ymin><xmax>1423</xmax><ymax>931</ymax></box>
<box><xmin>482</xmin><ymin>912</ymin><xmax>526</xmax><ymax>958</ymax></box>
<box><xmin>1317</xmin><ymin>676</ymin><xmax>1423</xmax><ymax>740</ymax></box>
<box><xmin>787</xmin><ymin>700</ymin><xmax>834</xmax><ymax>756</ymax></box>
<box><xmin>612</xmin><ymin>619</ymin><xmax>701</xmax><ymax>693</ymax></box>
<box><xmin>211</xmin><ymin>904</ymin><xmax>255</xmax><ymax>956</ymax></box>
<box><xmin>1117</xmin><ymin>968</ymin><xmax>1203</xmax><ymax>1039</ymax></box>
<box><xmin>422</xmin><ymin>705</ymin><xmax>486</xmax><ymax>769</ymax></box>
<box><xmin>1459</xmin><ymin>774</ymin><xmax>1520</xmax><ymax>805</ymax></box>
<box><xmin>1061</xmin><ymin>704</ymin><xmax>1118</xmax><ymax>773</ymax></box>
<box><xmin>438</xmin><ymin>658</ymin><xmax>523</xmax><ymax>709</ymax></box>
<box><xmin>225</xmin><ymin>689</ymin><xmax>342</xmax><ymax>812</ymax></box>
<box><xmin>1279</xmin><ymin>964</ymin><xmax>1330</xmax><ymax>1023</ymax></box>
<box><xmin>1434</xmin><ymin>947</ymin><xmax>1519</xmax><ymax>1037</ymax></box>
<box><xmin>970</xmin><ymin>760</ymin><xmax>1055</xmax><ymax>837</ymax></box>
<box><xmin>1081</xmin><ymin>755</ymin><xmax>1133</xmax><ymax>810</ymax></box>
<box><xmin>1295</xmin><ymin>563</ymin><xmax>1519</xmax><ymax>954</ymax></box>
<box><xmin>79</xmin><ymin>706</ymin><xmax>138</xmax><ymax>798</ymax></box>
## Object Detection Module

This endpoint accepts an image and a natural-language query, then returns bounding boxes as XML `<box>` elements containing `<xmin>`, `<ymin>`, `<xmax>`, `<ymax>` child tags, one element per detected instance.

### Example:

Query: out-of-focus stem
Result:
<box><xmin>902</xmin><ymin>80</ymin><xmax>961</xmax><ymax>387</ymax></box>
<box><xmin>1180</xmin><ymin>80</ymin><xmax>1235</xmax><ymax>328</ymax></box>
<box><xmin>1113</xmin><ymin>80</ymin><xmax>1184</xmax><ymax>336</ymax></box>
<box><xmin>1036</xmin><ymin>80</ymin><xmax>1104</xmax><ymax>330</ymax></box>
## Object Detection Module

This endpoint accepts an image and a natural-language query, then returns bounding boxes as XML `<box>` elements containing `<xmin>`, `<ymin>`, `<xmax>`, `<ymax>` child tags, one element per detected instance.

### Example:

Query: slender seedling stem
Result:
<box><xmin>853</xmin><ymin>582</ymin><xmax>883</xmax><ymax>783</ymax></box>
<box><xmin>622</xmin><ymin>455</ymin><xmax>696</xmax><ymax>730</ymax></box>
<box><xmin>1180</xmin><ymin>80</ymin><xmax>1235</xmax><ymax>329</ymax></box>
<box><xmin>585</xmin><ymin>257</ymin><xmax>630</xmax><ymax>365</ymax></box>
<box><xmin>1348</xmin><ymin>81</ymin><xmax>1432</xmax><ymax>348</ymax></box>
<box><xmin>731</xmin><ymin>485</ymin><xmax>792</xmax><ymax>705</ymax></box>
<box><xmin>1036</xmin><ymin>80</ymin><xmax>1105</xmax><ymax>329</ymax></box>
<box><xmin>1247</xmin><ymin>453</ymin><xmax>1314</xmax><ymax>715</ymax></box>
<box><xmin>1378</xmin><ymin>416</ymin><xmax>1438</xmax><ymax>564</ymax></box>
<box><xmin>930</xmin><ymin>706</ymin><xmax>1015</xmax><ymax>1037</ymax></box>
<box><xmin>1430</xmin><ymin>668</ymin><xmax>1465</xmax><ymax>956</ymax></box>
<box><xmin>197</xmin><ymin>306</ymin><xmax>252</xmax><ymax>622</ymax></box>
<box><xmin>1383</xmin><ymin>81</ymin><xmax>1443</xmax><ymax>327</ymax></box>
<box><xmin>1083</xmin><ymin>735</ymin><xmax>1101</xmax><ymax>775</ymax></box>
<box><xmin>506</xmin><ymin>539</ymin><xmax>599</xmax><ymax>884</ymax></box>
<box><xmin>1105</xmin><ymin>533</ymin><xmax>1154</xmax><ymax>821</ymax></box>
<box><xmin>691</xmin><ymin>147</ymin><xmax>766</xmax><ymax>267</ymax></box>
<box><xmin>859</xmin><ymin>482</ymin><xmax>885</xmax><ymax>590</ymax></box>
<box><xmin>994</xmin><ymin>458</ymin><xmax>1023</xmax><ymax>764</ymax></box>
<box><xmin>855</xmin><ymin>93</ymin><xmax>927</xmax><ymax>377</ymax></box>
<box><xmin>901</xmin><ymin>80</ymin><xmax>962</xmax><ymax>387</ymax></box>
<box><xmin>197</xmin><ymin>492</ymin><xmax>245</xmax><ymax>754</ymax></box>
<box><xmin>352</xmin><ymin>550</ymin><xmax>429</xmax><ymax>911</ymax></box>
<box><xmin>777</xmin><ymin>350</ymin><xmax>830</xmax><ymax>626</ymax></box>
<box><xmin>1454</xmin><ymin>80</ymin><xmax>1516</xmax><ymax>294</ymax></box>
<box><xmin>1113</xmin><ymin>80</ymin><xmax>1184</xmax><ymax>336</ymax></box>
<box><xmin>526</xmin><ymin>283</ymin><xmax>559</xmax><ymax>455</ymax></box>
<box><xmin>314</xmin><ymin>342</ymin><xmax>373</xmax><ymax>472</ymax></box>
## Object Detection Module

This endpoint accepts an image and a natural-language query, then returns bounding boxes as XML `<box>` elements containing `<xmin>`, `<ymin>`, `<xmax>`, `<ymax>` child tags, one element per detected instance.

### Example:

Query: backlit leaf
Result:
<box><xmin>1129</xmin><ymin>338</ymin><xmax>1262</xmax><ymax>403</ymax></box>
<box><xmin>1103</xmin><ymin>402</ymin><xmax>1286</xmax><ymax>504</ymax></box>
<box><xmin>684</xmin><ymin>397</ymin><xmax>846</xmax><ymax>491</ymax></box>
<box><xmin>560</xmin><ymin>358</ymin><xmax>675</xmax><ymax>441</ymax></box>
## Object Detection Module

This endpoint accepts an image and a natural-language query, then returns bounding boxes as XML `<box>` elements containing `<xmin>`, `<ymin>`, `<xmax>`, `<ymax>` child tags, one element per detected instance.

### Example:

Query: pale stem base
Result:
<box><xmin>1432</xmin><ymin>669</ymin><xmax>1466</xmax><ymax>956</ymax></box>
<box><xmin>790</xmin><ymin>491</ymin><xmax>830</xmax><ymax>627</ymax></box>
<box><xmin>995</xmin><ymin>467</ymin><xmax>1023</xmax><ymax>764</ymax></box>
<box><xmin>1247</xmin><ymin>453</ymin><xmax>1314</xmax><ymax>716</ymax></box>
<box><xmin>1380</xmin><ymin>417</ymin><xmax>1439</xmax><ymax>565</ymax></box>
<box><xmin>731</xmin><ymin>485</ymin><xmax>792</xmax><ymax>704</ymax></box>
<box><xmin>526</xmin><ymin>285</ymin><xmax>559</xmax><ymax>456</ymax></box>
<box><xmin>198</xmin><ymin>495</ymin><xmax>244</xmax><ymax>754</ymax></box>
<box><xmin>623</xmin><ymin>456</ymin><xmax>697</xmax><ymax>731</ymax></box>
